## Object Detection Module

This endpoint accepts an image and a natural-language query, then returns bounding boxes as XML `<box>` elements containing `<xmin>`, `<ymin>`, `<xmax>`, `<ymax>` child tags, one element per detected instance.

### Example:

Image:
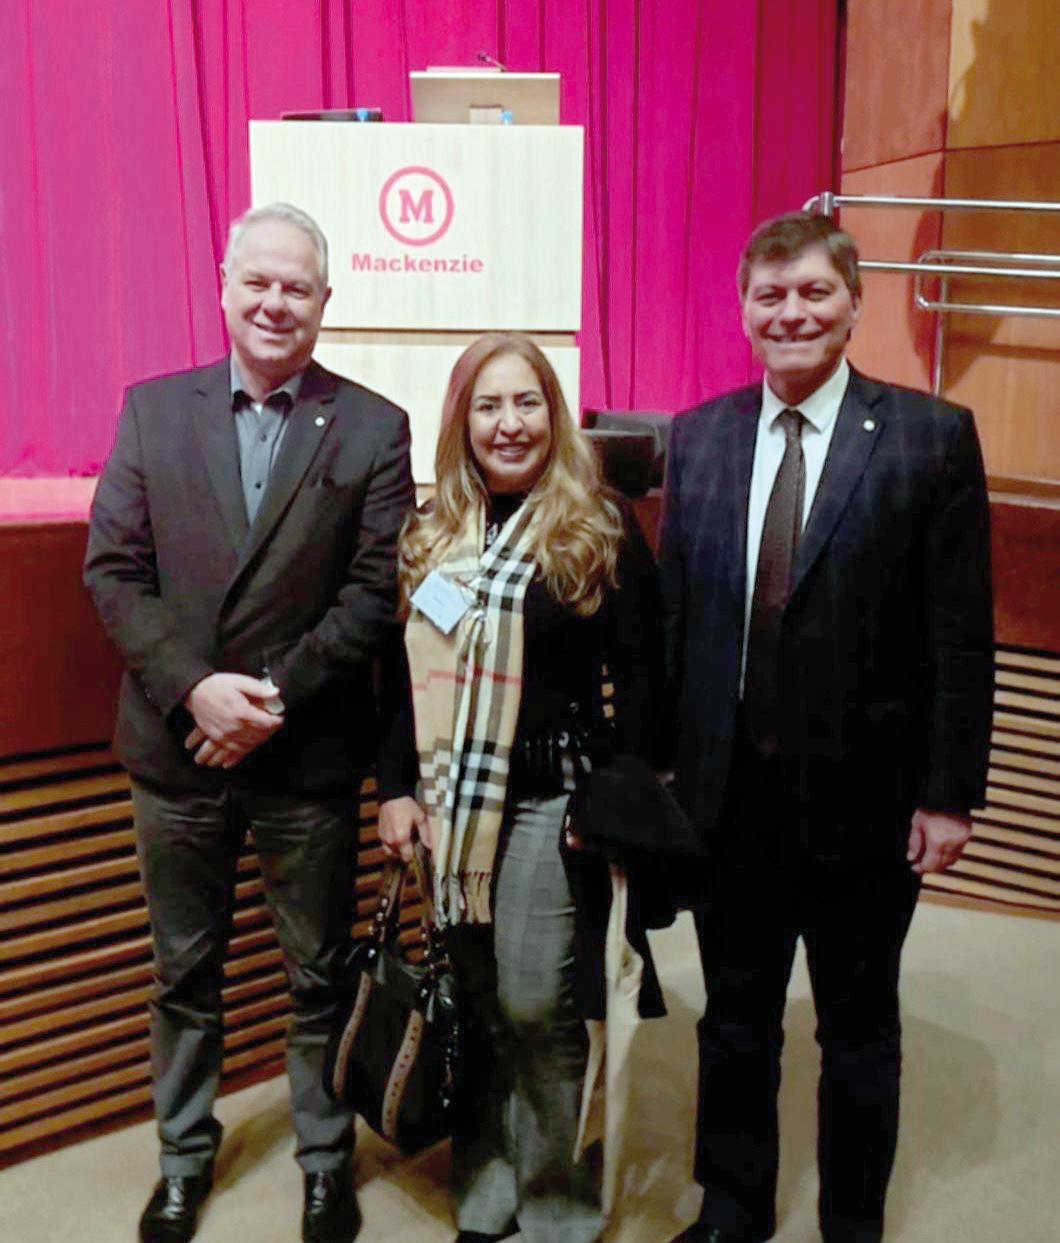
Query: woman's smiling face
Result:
<box><xmin>467</xmin><ymin>352</ymin><xmax>553</xmax><ymax>494</ymax></box>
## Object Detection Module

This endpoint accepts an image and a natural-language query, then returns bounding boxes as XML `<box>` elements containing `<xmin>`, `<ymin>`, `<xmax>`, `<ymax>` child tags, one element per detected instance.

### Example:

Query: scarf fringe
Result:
<box><xmin>460</xmin><ymin>872</ymin><xmax>494</xmax><ymax>924</ymax></box>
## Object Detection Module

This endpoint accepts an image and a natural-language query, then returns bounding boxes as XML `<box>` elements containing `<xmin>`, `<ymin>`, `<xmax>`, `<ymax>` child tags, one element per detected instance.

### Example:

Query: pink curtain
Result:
<box><xmin>0</xmin><ymin>0</ymin><xmax>836</xmax><ymax>476</ymax></box>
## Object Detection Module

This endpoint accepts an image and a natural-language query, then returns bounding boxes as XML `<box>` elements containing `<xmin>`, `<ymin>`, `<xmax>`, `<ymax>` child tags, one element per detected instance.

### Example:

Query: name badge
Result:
<box><xmin>411</xmin><ymin>570</ymin><xmax>472</xmax><ymax>635</ymax></box>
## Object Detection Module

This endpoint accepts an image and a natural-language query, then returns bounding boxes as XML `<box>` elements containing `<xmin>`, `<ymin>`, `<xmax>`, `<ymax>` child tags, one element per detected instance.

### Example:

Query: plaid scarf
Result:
<box><xmin>405</xmin><ymin>498</ymin><xmax>538</xmax><ymax>925</ymax></box>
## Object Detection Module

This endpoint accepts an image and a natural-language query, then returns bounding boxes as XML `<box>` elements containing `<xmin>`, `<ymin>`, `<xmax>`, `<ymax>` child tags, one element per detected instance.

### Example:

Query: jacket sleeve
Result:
<box><xmin>269</xmin><ymin>409</ymin><xmax>415</xmax><ymax>711</ymax></box>
<box><xmin>83</xmin><ymin>389</ymin><xmax>214</xmax><ymax>717</ymax></box>
<box><xmin>920</xmin><ymin>407</ymin><xmax>994</xmax><ymax>812</ymax></box>
<box><xmin>605</xmin><ymin>497</ymin><xmax>668</xmax><ymax>767</ymax></box>
<box><xmin>656</xmin><ymin>417</ymin><xmax>687</xmax><ymax>767</ymax></box>
<box><xmin>375</xmin><ymin>632</ymin><xmax>421</xmax><ymax>802</ymax></box>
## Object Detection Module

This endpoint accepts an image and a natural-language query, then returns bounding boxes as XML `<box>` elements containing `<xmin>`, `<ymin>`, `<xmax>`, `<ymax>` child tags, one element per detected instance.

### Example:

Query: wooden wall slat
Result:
<box><xmin>0</xmin><ymin>1061</ymin><xmax>152</xmax><ymax>1129</ymax></box>
<box><xmin>984</xmin><ymin>785</ymin><xmax>1057</xmax><ymax>816</ymax></box>
<box><xmin>993</xmin><ymin>712</ymin><xmax>1060</xmax><ymax>740</ymax></box>
<box><xmin>994</xmin><ymin>690</ymin><xmax>1060</xmax><ymax>718</ymax></box>
<box><xmin>925</xmin><ymin>873</ymin><xmax>1060</xmax><ymax>912</ymax></box>
<box><xmin>991</xmin><ymin>729</ymin><xmax>1060</xmax><ymax>757</ymax></box>
<box><xmin>0</xmin><ymin>1085</ymin><xmax>156</xmax><ymax>1153</ymax></box>
<box><xmin>0</xmin><ymin>1037</ymin><xmax>151</xmax><ymax>1106</ymax></box>
<box><xmin>0</xmin><ymin>1014</ymin><xmax>288</xmax><ymax>1108</ymax></box>
<box><xmin>971</xmin><ymin>826</ymin><xmax>1059</xmax><ymax>855</ymax></box>
<box><xmin>974</xmin><ymin>804</ymin><xmax>1058</xmax><ymax>836</ymax></box>
<box><xmin>0</xmin><ymin>879</ymin><xmax>149</xmax><ymax>934</ymax></box>
<box><xmin>0</xmin><ymin>826</ymin><xmax>137</xmax><ymax>875</ymax></box>
<box><xmin>0</xmin><ymin>1042</ymin><xmax>286</xmax><ymax>1153</ymax></box>
<box><xmin>994</xmin><ymin>670</ymin><xmax>1060</xmax><ymax>696</ymax></box>
<box><xmin>990</xmin><ymin>748</ymin><xmax>1060</xmax><ymax>779</ymax></box>
<box><xmin>0</xmin><ymin>772</ymin><xmax>131</xmax><ymax>815</ymax></box>
<box><xmin>995</xmin><ymin>650</ymin><xmax>1060</xmax><ymax>671</ymax></box>
<box><xmin>1</xmin><ymin>985</ymin><xmax>152</xmax><ymax>1048</ymax></box>
<box><xmin>0</xmin><ymin>747</ymin><xmax>114</xmax><ymax>785</ymax></box>
<box><xmin>0</xmin><ymin>799</ymin><xmax>133</xmax><ymax>847</ymax></box>
<box><xmin>1</xmin><ymin>855</ymin><xmax>141</xmax><ymax>905</ymax></box>
<box><xmin>0</xmin><ymin>958</ymin><xmax>151</xmax><ymax>1025</ymax></box>
<box><xmin>988</xmin><ymin>767</ymin><xmax>1060</xmax><ymax>798</ymax></box>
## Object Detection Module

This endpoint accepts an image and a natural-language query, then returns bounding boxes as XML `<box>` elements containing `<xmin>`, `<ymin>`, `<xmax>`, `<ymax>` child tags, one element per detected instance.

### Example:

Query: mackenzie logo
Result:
<box><xmin>354</xmin><ymin>165</ymin><xmax>486</xmax><ymax>277</ymax></box>
<box><xmin>378</xmin><ymin>166</ymin><xmax>454</xmax><ymax>246</ymax></box>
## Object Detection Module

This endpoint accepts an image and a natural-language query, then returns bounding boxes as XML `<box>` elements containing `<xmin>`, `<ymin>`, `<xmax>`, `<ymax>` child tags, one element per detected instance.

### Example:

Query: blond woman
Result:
<box><xmin>377</xmin><ymin>333</ymin><xmax>663</xmax><ymax>1243</ymax></box>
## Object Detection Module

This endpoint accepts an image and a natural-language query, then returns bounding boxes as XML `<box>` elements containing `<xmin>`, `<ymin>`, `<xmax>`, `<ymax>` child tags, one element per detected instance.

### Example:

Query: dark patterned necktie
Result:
<box><xmin>744</xmin><ymin>408</ymin><xmax>805</xmax><ymax>755</ymax></box>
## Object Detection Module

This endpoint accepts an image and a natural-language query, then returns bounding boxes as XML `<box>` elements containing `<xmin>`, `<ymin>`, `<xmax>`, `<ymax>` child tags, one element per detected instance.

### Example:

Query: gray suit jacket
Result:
<box><xmin>85</xmin><ymin>357</ymin><xmax>414</xmax><ymax>793</ymax></box>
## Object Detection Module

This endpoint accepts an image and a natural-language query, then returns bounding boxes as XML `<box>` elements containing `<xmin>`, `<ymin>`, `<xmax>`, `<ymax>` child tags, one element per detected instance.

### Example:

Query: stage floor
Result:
<box><xmin>0</xmin><ymin>478</ymin><xmax>97</xmax><ymax>523</ymax></box>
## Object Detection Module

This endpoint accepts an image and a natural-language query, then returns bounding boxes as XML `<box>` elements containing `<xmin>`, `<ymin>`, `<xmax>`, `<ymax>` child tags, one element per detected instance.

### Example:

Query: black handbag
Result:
<box><xmin>562</xmin><ymin>752</ymin><xmax>711</xmax><ymax>911</ymax></box>
<box><xmin>323</xmin><ymin>844</ymin><xmax>462</xmax><ymax>1153</ymax></box>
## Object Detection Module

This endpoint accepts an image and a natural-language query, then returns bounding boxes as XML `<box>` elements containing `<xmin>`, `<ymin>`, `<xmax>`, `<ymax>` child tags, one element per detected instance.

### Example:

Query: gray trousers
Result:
<box><xmin>447</xmin><ymin>792</ymin><xmax>603</xmax><ymax>1243</ymax></box>
<box><xmin>131</xmin><ymin>781</ymin><xmax>357</xmax><ymax>1177</ymax></box>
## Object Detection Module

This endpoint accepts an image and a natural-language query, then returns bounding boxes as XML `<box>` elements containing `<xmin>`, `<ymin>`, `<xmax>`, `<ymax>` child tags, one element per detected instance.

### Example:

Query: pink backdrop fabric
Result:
<box><xmin>1</xmin><ymin>0</ymin><xmax>837</xmax><ymax>477</ymax></box>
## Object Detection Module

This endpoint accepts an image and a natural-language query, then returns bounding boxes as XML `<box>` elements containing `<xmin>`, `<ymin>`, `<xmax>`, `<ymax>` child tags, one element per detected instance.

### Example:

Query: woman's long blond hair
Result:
<box><xmin>399</xmin><ymin>333</ymin><xmax>623</xmax><ymax>618</ymax></box>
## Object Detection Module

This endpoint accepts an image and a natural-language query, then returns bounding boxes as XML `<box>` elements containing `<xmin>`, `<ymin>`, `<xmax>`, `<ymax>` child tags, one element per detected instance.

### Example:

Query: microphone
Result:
<box><xmin>476</xmin><ymin>51</ymin><xmax>507</xmax><ymax>71</ymax></box>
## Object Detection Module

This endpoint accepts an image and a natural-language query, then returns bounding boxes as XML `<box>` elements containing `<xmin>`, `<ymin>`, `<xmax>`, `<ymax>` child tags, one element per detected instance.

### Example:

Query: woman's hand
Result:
<box><xmin>378</xmin><ymin>796</ymin><xmax>432</xmax><ymax>861</ymax></box>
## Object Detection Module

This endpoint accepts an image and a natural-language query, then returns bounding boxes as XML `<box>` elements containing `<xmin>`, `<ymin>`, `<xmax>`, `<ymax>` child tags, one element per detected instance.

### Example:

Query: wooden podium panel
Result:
<box><xmin>313</xmin><ymin>339</ymin><xmax>579</xmax><ymax>482</ymax></box>
<box><xmin>250</xmin><ymin>122</ymin><xmax>584</xmax><ymax>332</ymax></box>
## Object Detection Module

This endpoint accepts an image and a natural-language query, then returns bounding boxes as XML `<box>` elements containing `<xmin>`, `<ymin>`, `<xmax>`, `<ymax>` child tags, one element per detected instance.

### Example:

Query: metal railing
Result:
<box><xmin>803</xmin><ymin>192</ymin><xmax>1060</xmax><ymax>392</ymax></box>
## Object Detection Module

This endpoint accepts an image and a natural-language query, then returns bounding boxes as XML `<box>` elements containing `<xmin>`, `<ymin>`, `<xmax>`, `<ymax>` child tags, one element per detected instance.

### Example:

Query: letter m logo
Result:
<box><xmin>398</xmin><ymin>188</ymin><xmax>434</xmax><ymax>224</ymax></box>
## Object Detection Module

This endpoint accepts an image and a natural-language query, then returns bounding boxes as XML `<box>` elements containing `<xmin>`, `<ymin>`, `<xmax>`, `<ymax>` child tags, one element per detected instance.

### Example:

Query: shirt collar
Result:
<box><xmin>230</xmin><ymin>356</ymin><xmax>304</xmax><ymax>410</ymax></box>
<box><xmin>760</xmin><ymin>357</ymin><xmax>850</xmax><ymax>435</ymax></box>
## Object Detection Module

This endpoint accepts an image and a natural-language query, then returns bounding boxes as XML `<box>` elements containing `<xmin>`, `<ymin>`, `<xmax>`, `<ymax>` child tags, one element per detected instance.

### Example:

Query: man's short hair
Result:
<box><xmin>223</xmin><ymin>202</ymin><xmax>329</xmax><ymax>288</ymax></box>
<box><xmin>738</xmin><ymin>211</ymin><xmax>861</xmax><ymax>300</ymax></box>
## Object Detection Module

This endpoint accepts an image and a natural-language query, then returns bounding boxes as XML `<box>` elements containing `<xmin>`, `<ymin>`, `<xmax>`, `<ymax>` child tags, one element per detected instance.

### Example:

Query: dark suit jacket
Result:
<box><xmin>659</xmin><ymin>368</ymin><xmax>994</xmax><ymax>860</ymax></box>
<box><xmin>85</xmin><ymin>357</ymin><xmax>414</xmax><ymax>794</ymax></box>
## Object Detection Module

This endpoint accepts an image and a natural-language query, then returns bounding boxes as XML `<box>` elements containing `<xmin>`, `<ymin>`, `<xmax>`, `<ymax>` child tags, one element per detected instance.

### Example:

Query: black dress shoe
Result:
<box><xmin>138</xmin><ymin>1174</ymin><xmax>213</xmax><ymax>1243</ymax></box>
<box><xmin>302</xmin><ymin>1170</ymin><xmax>362</xmax><ymax>1243</ymax></box>
<box><xmin>669</xmin><ymin>1226</ymin><xmax>749</xmax><ymax>1243</ymax></box>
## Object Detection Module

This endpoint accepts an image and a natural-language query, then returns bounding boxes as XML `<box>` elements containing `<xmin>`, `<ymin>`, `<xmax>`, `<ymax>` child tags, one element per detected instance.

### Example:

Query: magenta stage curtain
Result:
<box><xmin>0</xmin><ymin>0</ymin><xmax>836</xmax><ymax>476</ymax></box>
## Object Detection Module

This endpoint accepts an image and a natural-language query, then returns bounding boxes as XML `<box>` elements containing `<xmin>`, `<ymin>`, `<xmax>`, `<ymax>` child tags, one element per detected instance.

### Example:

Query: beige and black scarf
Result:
<box><xmin>405</xmin><ymin>499</ymin><xmax>538</xmax><ymax>924</ymax></box>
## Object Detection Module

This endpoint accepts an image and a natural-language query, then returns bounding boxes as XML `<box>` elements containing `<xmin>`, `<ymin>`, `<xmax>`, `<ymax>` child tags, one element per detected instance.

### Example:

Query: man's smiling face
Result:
<box><xmin>220</xmin><ymin>218</ymin><xmax>330</xmax><ymax>393</ymax></box>
<box><xmin>741</xmin><ymin>242</ymin><xmax>860</xmax><ymax>404</ymax></box>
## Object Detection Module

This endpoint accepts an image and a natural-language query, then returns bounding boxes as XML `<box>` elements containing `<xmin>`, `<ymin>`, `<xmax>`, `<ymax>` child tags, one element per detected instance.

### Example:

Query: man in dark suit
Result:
<box><xmin>85</xmin><ymin>202</ymin><xmax>413</xmax><ymax>1243</ymax></box>
<box><xmin>660</xmin><ymin>212</ymin><xmax>993</xmax><ymax>1243</ymax></box>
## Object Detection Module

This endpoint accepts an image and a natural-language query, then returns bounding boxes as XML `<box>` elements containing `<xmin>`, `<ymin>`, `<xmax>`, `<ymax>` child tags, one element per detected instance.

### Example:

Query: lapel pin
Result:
<box><xmin>863</xmin><ymin>419</ymin><xmax>876</xmax><ymax>432</ymax></box>
<box><xmin>314</xmin><ymin>415</ymin><xmax>326</xmax><ymax>427</ymax></box>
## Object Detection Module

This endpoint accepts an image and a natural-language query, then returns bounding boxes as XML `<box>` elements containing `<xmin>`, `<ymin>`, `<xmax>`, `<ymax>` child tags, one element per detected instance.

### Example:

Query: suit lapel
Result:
<box><xmin>232</xmin><ymin>361</ymin><xmax>338</xmax><ymax>577</ymax></box>
<box><xmin>790</xmin><ymin>369</ymin><xmax>886</xmax><ymax>599</ymax></box>
<box><xmin>192</xmin><ymin>360</ymin><xmax>249</xmax><ymax>551</ymax></box>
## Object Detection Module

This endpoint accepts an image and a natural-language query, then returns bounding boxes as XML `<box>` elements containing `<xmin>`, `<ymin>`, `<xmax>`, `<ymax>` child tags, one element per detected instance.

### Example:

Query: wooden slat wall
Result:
<box><xmin>0</xmin><ymin>752</ymin><xmax>419</xmax><ymax>1161</ymax></box>
<box><xmin>925</xmin><ymin>647</ymin><xmax>1060</xmax><ymax>913</ymax></box>
<box><xmin>3</xmin><ymin>651</ymin><xmax>1057</xmax><ymax>1162</ymax></box>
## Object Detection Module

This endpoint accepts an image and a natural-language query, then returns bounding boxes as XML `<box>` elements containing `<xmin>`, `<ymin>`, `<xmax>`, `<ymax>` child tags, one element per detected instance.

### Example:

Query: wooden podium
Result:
<box><xmin>250</xmin><ymin>117</ymin><xmax>584</xmax><ymax>481</ymax></box>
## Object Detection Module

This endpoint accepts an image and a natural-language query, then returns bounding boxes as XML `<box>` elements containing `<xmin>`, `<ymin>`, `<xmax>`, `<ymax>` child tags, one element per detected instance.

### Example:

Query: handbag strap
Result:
<box><xmin>369</xmin><ymin>843</ymin><xmax>448</xmax><ymax>966</ymax></box>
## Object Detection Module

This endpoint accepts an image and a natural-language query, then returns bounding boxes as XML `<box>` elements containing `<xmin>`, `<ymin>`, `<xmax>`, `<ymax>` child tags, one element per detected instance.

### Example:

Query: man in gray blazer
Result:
<box><xmin>660</xmin><ymin>213</ymin><xmax>993</xmax><ymax>1243</ymax></box>
<box><xmin>85</xmin><ymin>202</ymin><xmax>413</xmax><ymax>1243</ymax></box>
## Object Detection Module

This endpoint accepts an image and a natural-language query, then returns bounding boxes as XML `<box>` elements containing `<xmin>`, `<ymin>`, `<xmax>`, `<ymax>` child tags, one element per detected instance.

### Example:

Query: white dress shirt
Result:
<box><xmin>740</xmin><ymin>358</ymin><xmax>851</xmax><ymax>686</ymax></box>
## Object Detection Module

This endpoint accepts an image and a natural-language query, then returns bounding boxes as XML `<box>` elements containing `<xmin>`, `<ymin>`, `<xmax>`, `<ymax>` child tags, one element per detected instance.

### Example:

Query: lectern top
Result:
<box><xmin>411</xmin><ymin>71</ymin><xmax>560</xmax><ymax>125</ymax></box>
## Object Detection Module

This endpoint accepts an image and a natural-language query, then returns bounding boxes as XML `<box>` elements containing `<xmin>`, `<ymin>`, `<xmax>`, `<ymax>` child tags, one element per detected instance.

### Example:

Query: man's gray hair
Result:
<box><xmin>223</xmin><ymin>202</ymin><xmax>329</xmax><ymax>287</ymax></box>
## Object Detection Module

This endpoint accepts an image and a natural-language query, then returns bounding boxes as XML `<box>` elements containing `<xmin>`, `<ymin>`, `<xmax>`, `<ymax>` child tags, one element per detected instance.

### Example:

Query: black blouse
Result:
<box><xmin>376</xmin><ymin>494</ymin><xmax>665</xmax><ymax>803</ymax></box>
